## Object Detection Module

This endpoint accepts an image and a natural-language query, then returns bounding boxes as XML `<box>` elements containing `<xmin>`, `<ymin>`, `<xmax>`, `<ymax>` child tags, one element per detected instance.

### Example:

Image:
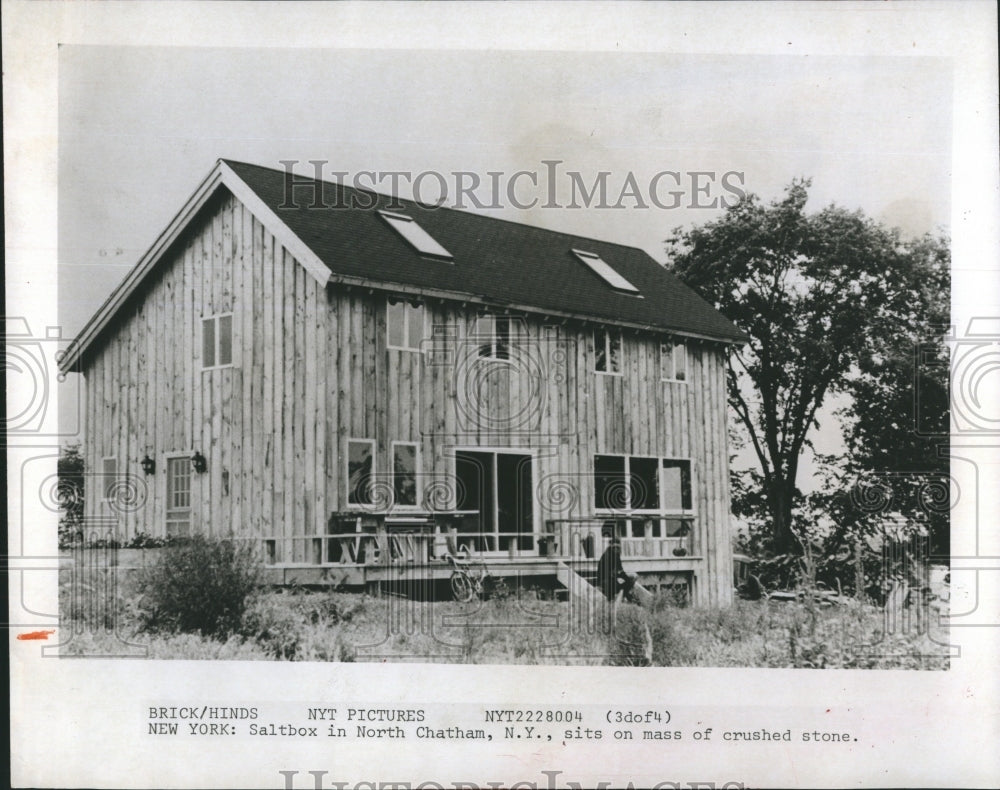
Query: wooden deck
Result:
<box><xmin>255</xmin><ymin>514</ymin><xmax>702</xmax><ymax>599</ymax></box>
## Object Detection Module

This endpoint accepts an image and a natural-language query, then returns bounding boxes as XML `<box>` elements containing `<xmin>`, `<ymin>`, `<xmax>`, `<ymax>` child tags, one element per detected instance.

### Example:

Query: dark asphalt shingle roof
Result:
<box><xmin>225</xmin><ymin>160</ymin><xmax>746</xmax><ymax>343</ymax></box>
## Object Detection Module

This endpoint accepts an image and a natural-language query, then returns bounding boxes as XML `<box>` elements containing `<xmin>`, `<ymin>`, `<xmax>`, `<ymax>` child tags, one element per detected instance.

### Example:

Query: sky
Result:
<box><xmin>57</xmin><ymin>45</ymin><xmax>953</xmax><ymax>481</ymax></box>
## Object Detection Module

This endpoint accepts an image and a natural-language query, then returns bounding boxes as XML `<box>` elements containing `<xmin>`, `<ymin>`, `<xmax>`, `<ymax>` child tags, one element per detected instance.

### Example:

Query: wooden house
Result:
<box><xmin>59</xmin><ymin>160</ymin><xmax>746</xmax><ymax>606</ymax></box>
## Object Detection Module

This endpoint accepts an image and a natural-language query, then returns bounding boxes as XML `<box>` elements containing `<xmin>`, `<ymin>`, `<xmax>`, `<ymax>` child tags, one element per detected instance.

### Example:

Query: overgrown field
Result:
<box><xmin>60</xmin><ymin>568</ymin><xmax>949</xmax><ymax>669</ymax></box>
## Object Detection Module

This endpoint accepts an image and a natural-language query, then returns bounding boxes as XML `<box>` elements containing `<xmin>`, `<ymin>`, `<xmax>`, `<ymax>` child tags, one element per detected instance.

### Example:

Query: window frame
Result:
<box><xmin>378</xmin><ymin>210</ymin><xmax>453</xmax><ymax>260</ymax></box>
<box><xmin>593</xmin><ymin>453</ymin><xmax>696</xmax><ymax>518</ymax></box>
<box><xmin>346</xmin><ymin>438</ymin><xmax>377</xmax><ymax>509</ymax></box>
<box><xmin>475</xmin><ymin>314</ymin><xmax>514</xmax><ymax>361</ymax></box>
<box><xmin>201</xmin><ymin>312</ymin><xmax>234</xmax><ymax>371</ymax></box>
<box><xmin>572</xmin><ymin>248</ymin><xmax>642</xmax><ymax>295</ymax></box>
<box><xmin>164</xmin><ymin>452</ymin><xmax>194</xmax><ymax>537</ymax></box>
<box><xmin>593</xmin><ymin>328</ymin><xmax>623</xmax><ymax>375</ymax></box>
<box><xmin>390</xmin><ymin>440</ymin><xmax>422</xmax><ymax>510</ymax></box>
<box><xmin>386</xmin><ymin>298</ymin><xmax>427</xmax><ymax>352</ymax></box>
<box><xmin>660</xmin><ymin>340</ymin><xmax>688</xmax><ymax>383</ymax></box>
<box><xmin>660</xmin><ymin>458</ymin><xmax>694</xmax><ymax>514</ymax></box>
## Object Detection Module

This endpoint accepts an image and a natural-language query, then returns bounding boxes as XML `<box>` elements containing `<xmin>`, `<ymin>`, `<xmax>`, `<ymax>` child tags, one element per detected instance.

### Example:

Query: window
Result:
<box><xmin>594</xmin><ymin>455</ymin><xmax>627</xmax><ymax>509</ymax></box>
<box><xmin>202</xmin><ymin>314</ymin><xmax>233</xmax><ymax>369</ymax></box>
<box><xmin>594</xmin><ymin>328</ymin><xmax>622</xmax><ymax>374</ymax></box>
<box><xmin>630</xmin><ymin>456</ymin><xmax>660</xmax><ymax>510</ymax></box>
<box><xmin>378</xmin><ymin>210</ymin><xmax>452</xmax><ymax>259</ymax></box>
<box><xmin>391</xmin><ymin>442</ymin><xmax>419</xmax><ymax>508</ymax></box>
<box><xmin>476</xmin><ymin>315</ymin><xmax>511</xmax><ymax>360</ymax></box>
<box><xmin>594</xmin><ymin>455</ymin><xmax>692</xmax><ymax>512</ymax></box>
<box><xmin>572</xmin><ymin>249</ymin><xmax>640</xmax><ymax>294</ymax></box>
<box><xmin>347</xmin><ymin>439</ymin><xmax>375</xmax><ymax>506</ymax></box>
<box><xmin>661</xmin><ymin>459</ymin><xmax>692</xmax><ymax>511</ymax></box>
<box><xmin>165</xmin><ymin>456</ymin><xmax>192</xmax><ymax>537</ymax></box>
<box><xmin>387</xmin><ymin>299</ymin><xmax>425</xmax><ymax>351</ymax></box>
<box><xmin>101</xmin><ymin>457</ymin><xmax>118</xmax><ymax>501</ymax></box>
<box><xmin>660</xmin><ymin>341</ymin><xmax>687</xmax><ymax>382</ymax></box>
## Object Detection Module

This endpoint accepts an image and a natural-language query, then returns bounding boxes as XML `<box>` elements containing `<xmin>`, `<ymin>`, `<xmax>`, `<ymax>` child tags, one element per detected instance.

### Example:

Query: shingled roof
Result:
<box><xmin>224</xmin><ymin>160</ymin><xmax>746</xmax><ymax>343</ymax></box>
<box><xmin>60</xmin><ymin>159</ymin><xmax>745</xmax><ymax>372</ymax></box>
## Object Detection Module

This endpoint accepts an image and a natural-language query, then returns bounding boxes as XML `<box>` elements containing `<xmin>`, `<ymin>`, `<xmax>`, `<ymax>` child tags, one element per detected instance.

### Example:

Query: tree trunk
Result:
<box><xmin>767</xmin><ymin>480</ymin><xmax>798</xmax><ymax>556</ymax></box>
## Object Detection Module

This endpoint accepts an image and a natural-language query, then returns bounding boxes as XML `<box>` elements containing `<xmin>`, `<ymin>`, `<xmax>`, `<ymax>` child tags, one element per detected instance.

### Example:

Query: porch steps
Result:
<box><xmin>555</xmin><ymin>561</ymin><xmax>611</xmax><ymax>631</ymax></box>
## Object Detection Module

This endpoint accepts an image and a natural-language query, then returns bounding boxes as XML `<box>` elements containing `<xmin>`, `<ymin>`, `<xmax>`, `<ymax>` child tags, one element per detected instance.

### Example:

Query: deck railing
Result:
<box><xmin>544</xmin><ymin>516</ymin><xmax>696</xmax><ymax>560</ymax></box>
<box><xmin>237</xmin><ymin>512</ymin><xmax>697</xmax><ymax>566</ymax></box>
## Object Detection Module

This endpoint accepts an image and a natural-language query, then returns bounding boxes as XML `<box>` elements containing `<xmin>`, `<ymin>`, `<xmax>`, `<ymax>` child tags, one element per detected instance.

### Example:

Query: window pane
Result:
<box><xmin>661</xmin><ymin>343</ymin><xmax>675</xmax><ymax>380</ymax></box>
<box><xmin>407</xmin><ymin>303</ymin><xmax>424</xmax><ymax>350</ymax></box>
<box><xmin>102</xmin><ymin>458</ymin><xmax>117</xmax><ymax>500</ymax></box>
<box><xmin>218</xmin><ymin>315</ymin><xmax>233</xmax><ymax>365</ymax></box>
<box><xmin>495</xmin><ymin>316</ymin><xmax>510</xmax><ymax>360</ymax></box>
<box><xmin>476</xmin><ymin>315</ymin><xmax>493</xmax><ymax>358</ymax></box>
<box><xmin>379</xmin><ymin>211</ymin><xmax>452</xmax><ymax>258</ymax></box>
<box><xmin>673</xmin><ymin>343</ymin><xmax>687</xmax><ymax>381</ymax></box>
<box><xmin>630</xmin><ymin>456</ymin><xmax>659</xmax><ymax>510</ymax></box>
<box><xmin>167</xmin><ymin>457</ymin><xmax>191</xmax><ymax>510</ymax></box>
<box><xmin>594</xmin><ymin>454</ymin><xmax>626</xmax><ymax>509</ymax></box>
<box><xmin>594</xmin><ymin>330</ymin><xmax>607</xmax><ymax>372</ymax></box>
<box><xmin>608</xmin><ymin>331</ymin><xmax>621</xmax><ymax>373</ymax></box>
<box><xmin>202</xmin><ymin>318</ymin><xmax>215</xmax><ymax>368</ymax></box>
<box><xmin>662</xmin><ymin>460</ymin><xmax>692</xmax><ymax>510</ymax></box>
<box><xmin>387</xmin><ymin>300</ymin><xmax>406</xmax><ymax>348</ymax></box>
<box><xmin>455</xmin><ymin>451</ymin><xmax>494</xmax><ymax>539</ymax></box>
<box><xmin>348</xmin><ymin>441</ymin><xmax>374</xmax><ymax>505</ymax></box>
<box><xmin>393</xmin><ymin>444</ymin><xmax>418</xmax><ymax>507</ymax></box>
<box><xmin>572</xmin><ymin>249</ymin><xmax>640</xmax><ymax>293</ymax></box>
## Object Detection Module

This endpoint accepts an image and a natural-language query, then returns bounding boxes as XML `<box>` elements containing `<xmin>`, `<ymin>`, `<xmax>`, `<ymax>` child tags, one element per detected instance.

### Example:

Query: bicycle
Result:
<box><xmin>446</xmin><ymin>546</ymin><xmax>492</xmax><ymax>602</ymax></box>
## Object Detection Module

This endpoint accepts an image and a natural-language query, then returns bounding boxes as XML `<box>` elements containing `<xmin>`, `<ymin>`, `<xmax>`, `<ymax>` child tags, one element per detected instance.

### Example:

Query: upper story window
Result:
<box><xmin>387</xmin><ymin>298</ymin><xmax>425</xmax><ymax>351</ymax></box>
<box><xmin>378</xmin><ymin>210</ymin><xmax>452</xmax><ymax>259</ymax></box>
<box><xmin>202</xmin><ymin>314</ymin><xmax>233</xmax><ymax>369</ymax></box>
<box><xmin>594</xmin><ymin>328</ymin><xmax>622</xmax><ymax>374</ymax></box>
<box><xmin>476</xmin><ymin>314</ymin><xmax>511</xmax><ymax>360</ymax></box>
<box><xmin>660</xmin><ymin>341</ymin><xmax>687</xmax><ymax>382</ymax></box>
<box><xmin>572</xmin><ymin>249</ymin><xmax>640</xmax><ymax>295</ymax></box>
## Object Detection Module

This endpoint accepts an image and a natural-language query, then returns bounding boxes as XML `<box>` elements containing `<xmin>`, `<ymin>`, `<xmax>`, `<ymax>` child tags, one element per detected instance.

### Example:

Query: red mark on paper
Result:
<box><xmin>17</xmin><ymin>629</ymin><xmax>55</xmax><ymax>641</ymax></box>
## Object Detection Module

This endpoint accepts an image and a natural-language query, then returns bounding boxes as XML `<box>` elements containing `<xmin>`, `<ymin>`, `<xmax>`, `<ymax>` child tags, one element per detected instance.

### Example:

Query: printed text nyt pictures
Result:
<box><xmin>148</xmin><ymin>707</ymin><xmax>425</xmax><ymax>722</ymax></box>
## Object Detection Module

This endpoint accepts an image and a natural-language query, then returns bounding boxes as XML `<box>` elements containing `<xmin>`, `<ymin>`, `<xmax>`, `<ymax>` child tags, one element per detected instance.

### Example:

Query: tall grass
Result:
<box><xmin>59</xmin><ymin>567</ymin><xmax>949</xmax><ymax>668</ymax></box>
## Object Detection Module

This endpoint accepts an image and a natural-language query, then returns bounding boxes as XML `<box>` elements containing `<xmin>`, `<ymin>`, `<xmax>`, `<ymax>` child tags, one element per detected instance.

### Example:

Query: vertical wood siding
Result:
<box><xmin>82</xmin><ymin>189</ymin><xmax>734</xmax><ymax>605</ymax></box>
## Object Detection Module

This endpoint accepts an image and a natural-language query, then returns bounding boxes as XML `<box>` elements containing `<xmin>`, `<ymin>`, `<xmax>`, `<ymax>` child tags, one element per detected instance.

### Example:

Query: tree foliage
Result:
<box><xmin>666</xmin><ymin>180</ymin><xmax>949</xmax><ymax>556</ymax></box>
<box><xmin>58</xmin><ymin>443</ymin><xmax>85</xmax><ymax>548</ymax></box>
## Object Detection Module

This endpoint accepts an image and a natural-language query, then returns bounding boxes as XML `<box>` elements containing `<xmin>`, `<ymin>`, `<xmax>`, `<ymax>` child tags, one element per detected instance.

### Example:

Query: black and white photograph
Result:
<box><xmin>6</xmin><ymin>2</ymin><xmax>999</xmax><ymax>788</ymax></box>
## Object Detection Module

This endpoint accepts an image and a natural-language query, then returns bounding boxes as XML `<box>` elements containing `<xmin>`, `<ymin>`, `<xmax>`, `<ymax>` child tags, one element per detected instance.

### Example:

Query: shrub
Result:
<box><xmin>136</xmin><ymin>535</ymin><xmax>262</xmax><ymax>638</ymax></box>
<box><xmin>241</xmin><ymin>595</ymin><xmax>304</xmax><ymax>659</ymax></box>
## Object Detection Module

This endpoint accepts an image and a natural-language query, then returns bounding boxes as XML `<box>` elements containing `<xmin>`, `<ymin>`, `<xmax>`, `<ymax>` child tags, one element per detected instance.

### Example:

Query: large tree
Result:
<box><xmin>833</xmin><ymin>232</ymin><xmax>951</xmax><ymax>555</ymax></box>
<box><xmin>666</xmin><ymin>180</ymin><xmax>949</xmax><ymax>556</ymax></box>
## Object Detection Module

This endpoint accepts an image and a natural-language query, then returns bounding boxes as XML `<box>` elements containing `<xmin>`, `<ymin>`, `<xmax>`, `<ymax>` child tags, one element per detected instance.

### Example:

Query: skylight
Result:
<box><xmin>378</xmin><ymin>210</ymin><xmax>452</xmax><ymax>259</ymax></box>
<box><xmin>572</xmin><ymin>249</ymin><xmax>640</xmax><ymax>294</ymax></box>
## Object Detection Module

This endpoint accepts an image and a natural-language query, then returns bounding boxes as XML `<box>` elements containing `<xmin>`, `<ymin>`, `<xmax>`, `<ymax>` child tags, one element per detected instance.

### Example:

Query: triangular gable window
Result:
<box><xmin>572</xmin><ymin>249</ymin><xmax>640</xmax><ymax>294</ymax></box>
<box><xmin>378</xmin><ymin>210</ymin><xmax>452</xmax><ymax>259</ymax></box>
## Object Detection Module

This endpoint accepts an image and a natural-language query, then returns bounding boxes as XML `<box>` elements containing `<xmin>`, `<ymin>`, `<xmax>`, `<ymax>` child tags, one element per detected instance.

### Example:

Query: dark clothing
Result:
<box><xmin>596</xmin><ymin>542</ymin><xmax>635</xmax><ymax>601</ymax></box>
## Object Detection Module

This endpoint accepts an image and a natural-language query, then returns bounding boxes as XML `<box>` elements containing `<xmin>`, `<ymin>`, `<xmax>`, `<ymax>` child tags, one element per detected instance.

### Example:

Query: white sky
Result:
<box><xmin>57</xmin><ymin>46</ymin><xmax>953</xmax><ymax>484</ymax></box>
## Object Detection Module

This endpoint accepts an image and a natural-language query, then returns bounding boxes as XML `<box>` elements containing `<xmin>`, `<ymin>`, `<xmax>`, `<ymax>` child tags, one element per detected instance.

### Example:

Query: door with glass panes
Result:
<box><xmin>454</xmin><ymin>450</ymin><xmax>534</xmax><ymax>554</ymax></box>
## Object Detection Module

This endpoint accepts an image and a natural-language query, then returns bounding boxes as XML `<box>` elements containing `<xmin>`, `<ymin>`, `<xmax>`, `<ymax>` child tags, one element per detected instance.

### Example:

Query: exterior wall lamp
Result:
<box><xmin>140</xmin><ymin>454</ymin><xmax>156</xmax><ymax>475</ymax></box>
<box><xmin>191</xmin><ymin>451</ymin><xmax>208</xmax><ymax>473</ymax></box>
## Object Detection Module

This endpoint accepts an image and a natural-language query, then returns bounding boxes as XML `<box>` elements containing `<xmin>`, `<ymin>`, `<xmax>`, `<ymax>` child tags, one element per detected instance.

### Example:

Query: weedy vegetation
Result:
<box><xmin>59</xmin><ymin>540</ymin><xmax>949</xmax><ymax>668</ymax></box>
